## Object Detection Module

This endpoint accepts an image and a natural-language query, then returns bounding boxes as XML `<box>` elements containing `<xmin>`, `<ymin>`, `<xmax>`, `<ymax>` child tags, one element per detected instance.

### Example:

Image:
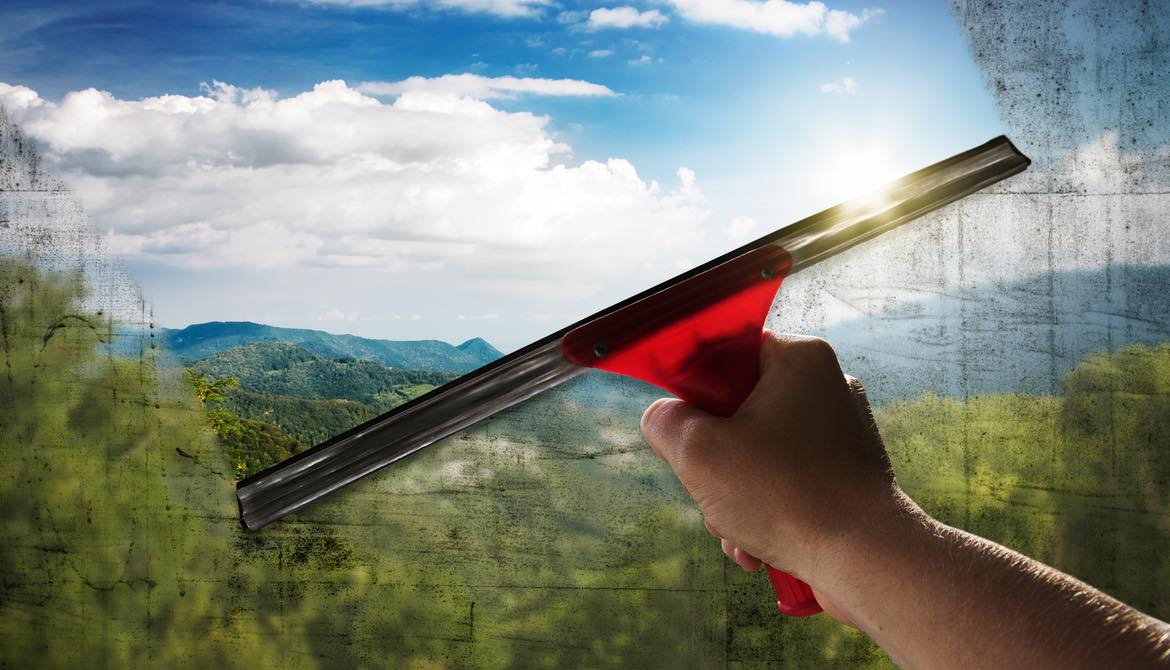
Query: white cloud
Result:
<box><xmin>819</xmin><ymin>76</ymin><xmax>857</xmax><ymax>94</ymax></box>
<box><xmin>588</xmin><ymin>49</ymin><xmax>614</xmax><ymax>58</ymax></box>
<box><xmin>356</xmin><ymin>73</ymin><xmax>615</xmax><ymax>99</ymax></box>
<box><xmin>664</xmin><ymin>0</ymin><xmax>879</xmax><ymax>42</ymax></box>
<box><xmin>722</xmin><ymin>216</ymin><xmax>759</xmax><ymax>239</ymax></box>
<box><xmin>0</xmin><ymin>79</ymin><xmax>709</xmax><ymax>302</ymax></box>
<box><xmin>587</xmin><ymin>7</ymin><xmax>669</xmax><ymax>29</ymax></box>
<box><xmin>627</xmin><ymin>54</ymin><xmax>662</xmax><ymax>66</ymax></box>
<box><xmin>556</xmin><ymin>10</ymin><xmax>588</xmax><ymax>23</ymax></box>
<box><xmin>301</xmin><ymin>0</ymin><xmax>552</xmax><ymax>19</ymax></box>
<box><xmin>316</xmin><ymin>308</ymin><xmax>360</xmax><ymax>322</ymax></box>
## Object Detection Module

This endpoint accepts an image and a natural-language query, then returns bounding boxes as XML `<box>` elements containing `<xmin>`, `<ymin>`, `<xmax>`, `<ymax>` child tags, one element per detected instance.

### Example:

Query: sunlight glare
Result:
<box><xmin>825</xmin><ymin>143</ymin><xmax>902</xmax><ymax>202</ymax></box>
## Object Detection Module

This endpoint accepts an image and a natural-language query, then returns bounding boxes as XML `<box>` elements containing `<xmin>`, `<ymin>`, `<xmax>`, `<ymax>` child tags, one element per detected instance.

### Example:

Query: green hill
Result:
<box><xmin>190</xmin><ymin>341</ymin><xmax>457</xmax><ymax>406</ymax></box>
<box><xmin>189</xmin><ymin>341</ymin><xmax>457</xmax><ymax>447</ymax></box>
<box><xmin>222</xmin><ymin>417</ymin><xmax>306</xmax><ymax>479</ymax></box>
<box><xmin>160</xmin><ymin>321</ymin><xmax>501</xmax><ymax>373</ymax></box>
<box><xmin>225</xmin><ymin>390</ymin><xmax>382</xmax><ymax>448</ymax></box>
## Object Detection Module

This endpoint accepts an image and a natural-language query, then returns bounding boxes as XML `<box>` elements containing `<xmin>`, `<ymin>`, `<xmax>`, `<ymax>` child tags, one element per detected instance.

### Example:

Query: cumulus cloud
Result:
<box><xmin>589</xmin><ymin>49</ymin><xmax>614</xmax><ymax>58</ymax></box>
<box><xmin>664</xmin><ymin>0</ymin><xmax>879</xmax><ymax>42</ymax></box>
<box><xmin>587</xmin><ymin>7</ymin><xmax>669</xmax><ymax>29</ymax></box>
<box><xmin>820</xmin><ymin>76</ymin><xmax>857</xmax><ymax>94</ymax></box>
<box><xmin>0</xmin><ymin>79</ymin><xmax>710</xmax><ymax>300</ymax></box>
<box><xmin>356</xmin><ymin>73</ymin><xmax>615</xmax><ymax>99</ymax></box>
<box><xmin>301</xmin><ymin>0</ymin><xmax>552</xmax><ymax>19</ymax></box>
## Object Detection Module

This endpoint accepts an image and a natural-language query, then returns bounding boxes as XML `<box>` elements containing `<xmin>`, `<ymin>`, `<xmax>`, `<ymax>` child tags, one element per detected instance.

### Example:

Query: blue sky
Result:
<box><xmin>0</xmin><ymin>0</ymin><xmax>1003</xmax><ymax>350</ymax></box>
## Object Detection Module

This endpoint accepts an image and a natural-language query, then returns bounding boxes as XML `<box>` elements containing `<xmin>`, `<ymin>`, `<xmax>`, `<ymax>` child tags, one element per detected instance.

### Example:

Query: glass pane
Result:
<box><xmin>2</xmin><ymin>1</ymin><xmax>1169</xmax><ymax>667</ymax></box>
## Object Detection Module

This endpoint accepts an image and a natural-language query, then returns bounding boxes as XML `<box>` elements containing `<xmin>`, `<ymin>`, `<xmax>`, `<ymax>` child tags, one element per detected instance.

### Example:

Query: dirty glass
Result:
<box><xmin>2</xmin><ymin>1</ymin><xmax>1169</xmax><ymax>668</ymax></box>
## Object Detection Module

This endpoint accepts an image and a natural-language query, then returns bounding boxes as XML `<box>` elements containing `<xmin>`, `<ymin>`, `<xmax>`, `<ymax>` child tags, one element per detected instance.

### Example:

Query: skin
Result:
<box><xmin>640</xmin><ymin>331</ymin><xmax>1170</xmax><ymax>669</ymax></box>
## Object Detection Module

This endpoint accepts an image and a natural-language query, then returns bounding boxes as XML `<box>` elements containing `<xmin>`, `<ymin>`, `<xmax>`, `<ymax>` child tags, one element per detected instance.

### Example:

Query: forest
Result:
<box><xmin>2</xmin><ymin>256</ymin><xmax>1168</xmax><ymax>668</ymax></box>
<box><xmin>185</xmin><ymin>341</ymin><xmax>457</xmax><ymax>473</ymax></box>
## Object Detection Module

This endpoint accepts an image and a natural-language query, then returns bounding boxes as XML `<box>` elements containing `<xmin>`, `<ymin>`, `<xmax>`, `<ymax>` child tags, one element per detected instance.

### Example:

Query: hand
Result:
<box><xmin>639</xmin><ymin>330</ymin><xmax>901</xmax><ymax>615</ymax></box>
<box><xmin>641</xmin><ymin>331</ymin><xmax>1170</xmax><ymax>667</ymax></box>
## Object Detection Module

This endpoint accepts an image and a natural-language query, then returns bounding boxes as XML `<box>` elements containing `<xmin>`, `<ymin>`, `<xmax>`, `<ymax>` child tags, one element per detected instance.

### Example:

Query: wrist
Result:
<box><xmin>806</xmin><ymin>488</ymin><xmax>940</xmax><ymax>603</ymax></box>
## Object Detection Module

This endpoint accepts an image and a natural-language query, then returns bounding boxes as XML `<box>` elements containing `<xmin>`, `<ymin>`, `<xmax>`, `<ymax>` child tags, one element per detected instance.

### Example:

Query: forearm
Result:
<box><xmin>817</xmin><ymin>493</ymin><xmax>1170</xmax><ymax>669</ymax></box>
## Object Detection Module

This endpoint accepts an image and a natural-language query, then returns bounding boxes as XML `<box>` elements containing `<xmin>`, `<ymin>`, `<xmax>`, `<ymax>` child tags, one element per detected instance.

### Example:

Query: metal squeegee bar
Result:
<box><xmin>235</xmin><ymin>135</ymin><xmax>1030</xmax><ymax>531</ymax></box>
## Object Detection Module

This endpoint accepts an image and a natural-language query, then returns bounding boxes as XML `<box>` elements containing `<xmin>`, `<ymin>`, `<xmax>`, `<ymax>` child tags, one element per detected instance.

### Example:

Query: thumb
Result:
<box><xmin>640</xmin><ymin>397</ymin><xmax>716</xmax><ymax>473</ymax></box>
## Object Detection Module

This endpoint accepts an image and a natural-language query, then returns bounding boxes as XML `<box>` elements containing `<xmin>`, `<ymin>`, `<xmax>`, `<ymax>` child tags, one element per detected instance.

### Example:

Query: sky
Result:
<box><xmin>0</xmin><ymin>0</ymin><xmax>1004</xmax><ymax>351</ymax></box>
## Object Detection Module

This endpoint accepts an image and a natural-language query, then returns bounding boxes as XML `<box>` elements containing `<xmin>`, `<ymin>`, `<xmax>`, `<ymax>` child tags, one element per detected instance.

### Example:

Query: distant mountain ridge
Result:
<box><xmin>190</xmin><ymin>341</ymin><xmax>457</xmax><ymax>405</ymax></box>
<box><xmin>189</xmin><ymin>341</ymin><xmax>459</xmax><ymax>445</ymax></box>
<box><xmin>160</xmin><ymin>321</ymin><xmax>502</xmax><ymax>373</ymax></box>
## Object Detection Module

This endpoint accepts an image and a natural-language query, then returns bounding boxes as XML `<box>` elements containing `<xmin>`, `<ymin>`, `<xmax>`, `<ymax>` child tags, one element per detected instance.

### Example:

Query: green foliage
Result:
<box><xmin>881</xmin><ymin>363</ymin><xmax>1170</xmax><ymax>618</ymax></box>
<box><xmin>191</xmin><ymin>341</ymin><xmax>456</xmax><ymax>407</ymax></box>
<box><xmin>0</xmin><ymin>258</ymin><xmax>232</xmax><ymax>665</ymax></box>
<box><xmin>224</xmin><ymin>417</ymin><xmax>303</xmax><ymax>479</ymax></box>
<box><xmin>206</xmin><ymin>405</ymin><xmax>244</xmax><ymax>439</ymax></box>
<box><xmin>189</xmin><ymin>341</ymin><xmax>454</xmax><ymax>449</ymax></box>
<box><xmin>185</xmin><ymin>367</ymin><xmax>240</xmax><ymax>405</ymax></box>
<box><xmin>3</xmin><ymin>255</ymin><xmax>1170</xmax><ymax>668</ymax></box>
<box><xmin>224</xmin><ymin>389</ymin><xmax>381</xmax><ymax>447</ymax></box>
<box><xmin>183</xmin><ymin>362</ymin><xmax>307</xmax><ymax>479</ymax></box>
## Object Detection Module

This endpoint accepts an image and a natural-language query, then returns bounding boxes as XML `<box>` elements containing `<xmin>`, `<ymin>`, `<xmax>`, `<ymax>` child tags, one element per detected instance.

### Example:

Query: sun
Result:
<box><xmin>826</xmin><ymin>143</ymin><xmax>902</xmax><ymax>201</ymax></box>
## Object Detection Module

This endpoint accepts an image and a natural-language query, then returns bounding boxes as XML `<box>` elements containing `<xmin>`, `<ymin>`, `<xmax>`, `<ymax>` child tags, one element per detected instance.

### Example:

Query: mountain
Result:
<box><xmin>190</xmin><ymin>341</ymin><xmax>458</xmax><ymax>446</ymax></box>
<box><xmin>191</xmin><ymin>341</ymin><xmax>456</xmax><ymax>406</ymax></box>
<box><xmin>456</xmin><ymin>337</ymin><xmax>503</xmax><ymax>367</ymax></box>
<box><xmin>160</xmin><ymin>321</ymin><xmax>502</xmax><ymax>373</ymax></box>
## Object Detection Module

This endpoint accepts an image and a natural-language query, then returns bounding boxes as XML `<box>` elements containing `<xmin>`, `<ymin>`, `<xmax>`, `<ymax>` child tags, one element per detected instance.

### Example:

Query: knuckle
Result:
<box><xmin>844</xmin><ymin>374</ymin><xmax>867</xmax><ymax>394</ymax></box>
<box><xmin>797</xmin><ymin>336</ymin><xmax>841</xmax><ymax>369</ymax></box>
<box><xmin>802</xmin><ymin>335</ymin><xmax>836</xmax><ymax>356</ymax></box>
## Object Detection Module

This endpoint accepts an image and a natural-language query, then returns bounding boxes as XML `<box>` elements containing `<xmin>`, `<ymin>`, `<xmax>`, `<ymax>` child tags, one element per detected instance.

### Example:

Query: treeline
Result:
<box><xmin>225</xmin><ymin>389</ymin><xmax>380</xmax><ymax>448</ymax></box>
<box><xmin>186</xmin><ymin>341</ymin><xmax>458</xmax><ymax>468</ymax></box>
<box><xmin>190</xmin><ymin>341</ymin><xmax>456</xmax><ymax>406</ymax></box>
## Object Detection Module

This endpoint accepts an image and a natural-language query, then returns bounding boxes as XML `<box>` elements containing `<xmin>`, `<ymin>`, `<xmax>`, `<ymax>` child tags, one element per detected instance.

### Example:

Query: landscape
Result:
<box><xmin>3</xmin><ymin>35</ymin><xmax>1169</xmax><ymax>664</ymax></box>
<box><xmin>3</xmin><ymin>255</ymin><xmax>1168</xmax><ymax>668</ymax></box>
<box><xmin>170</xmin><ymin>322</ymin><xmax>493</xmax><ymax>474</ymax></box>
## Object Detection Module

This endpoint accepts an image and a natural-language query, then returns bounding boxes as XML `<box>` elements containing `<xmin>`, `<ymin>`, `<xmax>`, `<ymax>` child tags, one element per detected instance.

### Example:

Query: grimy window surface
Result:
<box><xmin>1</xmin><ymin>2</ymin><xmax>1168</xmax><ymax>667</ymax></box>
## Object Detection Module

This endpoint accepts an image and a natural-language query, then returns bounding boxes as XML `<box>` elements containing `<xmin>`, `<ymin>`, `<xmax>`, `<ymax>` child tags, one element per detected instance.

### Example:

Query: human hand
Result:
<box><xmin>641</xmin><ymin>331</ymin><xmax>1170</xmax><ymax>666</ymax></box>
<box><xmin>639</xmin><ymin>331</ymin><xmax>902</xmax><ymax>618</ymax></box>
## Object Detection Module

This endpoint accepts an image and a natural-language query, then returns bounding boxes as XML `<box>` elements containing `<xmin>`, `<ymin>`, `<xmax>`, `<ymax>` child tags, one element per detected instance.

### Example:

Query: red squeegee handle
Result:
<box><xmin>561</xmin><ymin>244</ymin><xmax>821</xmax><ymax>617</ymax></box>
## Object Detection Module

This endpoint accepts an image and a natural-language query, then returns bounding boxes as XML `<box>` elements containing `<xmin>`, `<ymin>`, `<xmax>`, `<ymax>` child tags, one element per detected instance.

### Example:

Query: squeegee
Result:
<box><xmin>237</xmin><ymin>136</ymin><xmax>1031</xmax><ymax>617</ymax></box>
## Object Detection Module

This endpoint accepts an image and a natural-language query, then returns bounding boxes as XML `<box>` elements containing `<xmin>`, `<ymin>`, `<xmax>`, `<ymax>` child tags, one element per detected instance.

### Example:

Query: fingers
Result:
<box><xmin>721</xmin><ymin>536</ymin><xmax>735</xmax><ymax>558</ymax></box>
<box><xmin>640</xmin><ymin>397</ymin><xmax>715</xmax><ymax>476</ymax></box>
<box><xmin>721</xmin><ymin>537</ymin><xmax>762</xmax><ymax>572</ymax></box>
<box><xmin>741</xmin><ymin>330</ymin><xmax>843</xmax><ymax>414</ymax></box>
<box><xmin>734</xmin><ymin>547</ymin><xmax>763</xmax><ymax>572</ymax></box>
<box><xmin>704</xmin><ymin>517</ymin><xmax>720</xmax><ymax>537</ymax></box>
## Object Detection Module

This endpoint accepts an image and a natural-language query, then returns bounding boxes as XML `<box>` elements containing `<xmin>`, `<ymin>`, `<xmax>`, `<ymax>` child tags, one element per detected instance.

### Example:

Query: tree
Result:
<box><xmin>185</xmin><ymin>368</ymin><xmax>239</xmax><ymax>406</ymax></box>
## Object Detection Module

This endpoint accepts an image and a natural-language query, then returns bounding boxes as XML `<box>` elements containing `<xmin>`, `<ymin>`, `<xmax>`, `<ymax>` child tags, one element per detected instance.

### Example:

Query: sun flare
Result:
<box><xmin>826</xmin><ymin>143</ymin><xmax>902</xmax><ymax>200</ymax></box>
